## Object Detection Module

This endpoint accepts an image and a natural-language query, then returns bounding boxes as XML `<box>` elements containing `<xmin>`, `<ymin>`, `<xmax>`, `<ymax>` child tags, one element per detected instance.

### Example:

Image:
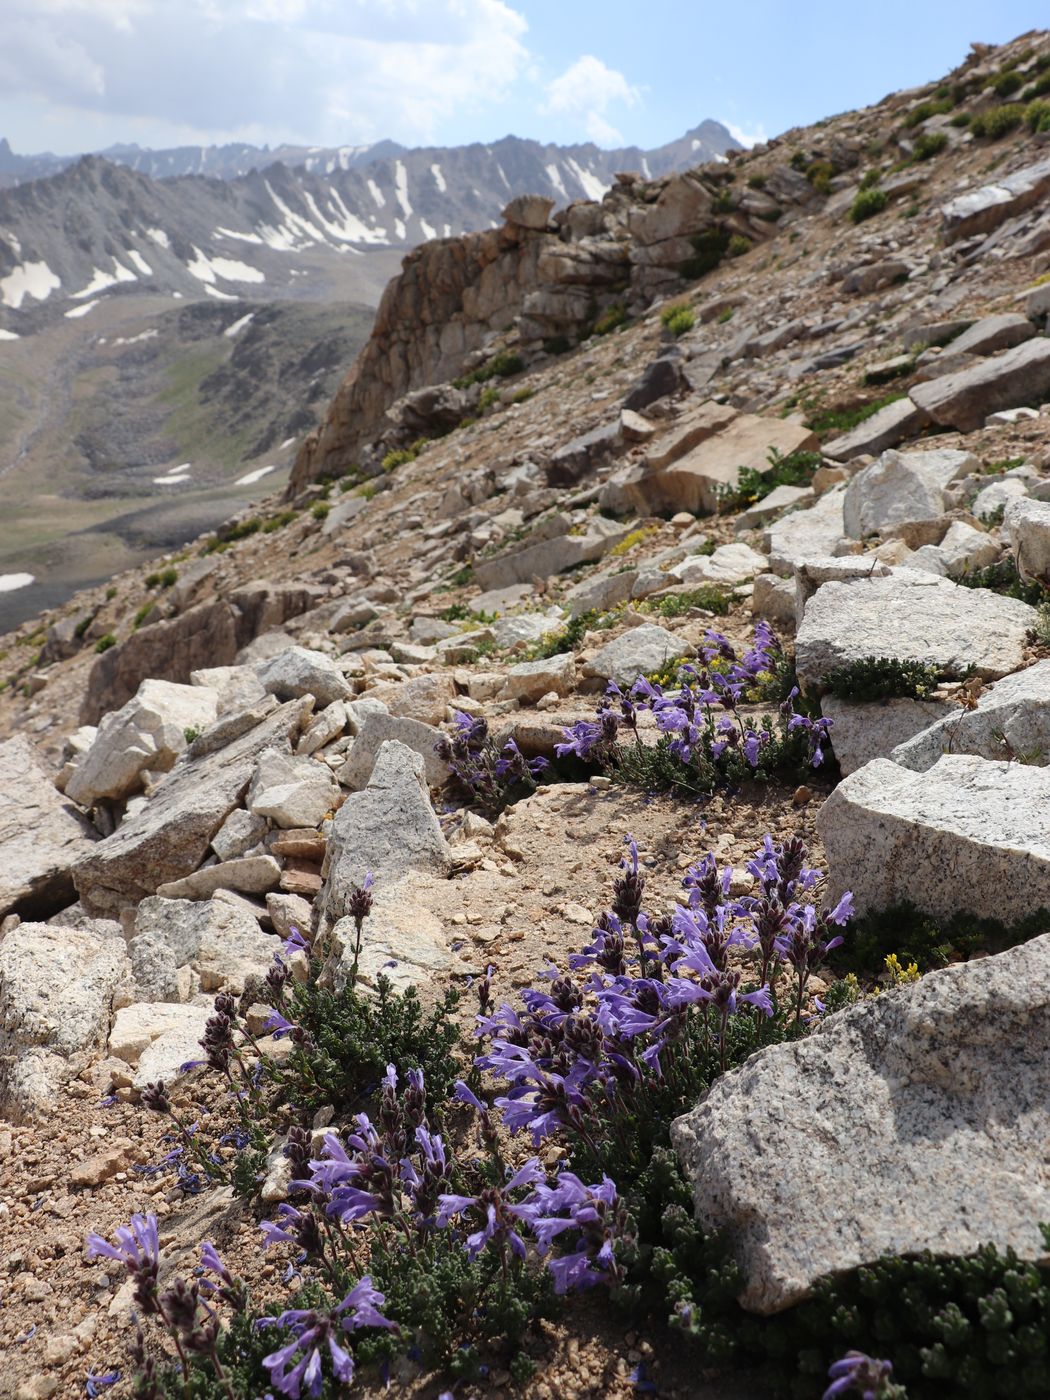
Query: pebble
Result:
<box><xmin>793</xmin><ymin>785</ymin><xmax>812</xmax><ymax>805</ymax></box>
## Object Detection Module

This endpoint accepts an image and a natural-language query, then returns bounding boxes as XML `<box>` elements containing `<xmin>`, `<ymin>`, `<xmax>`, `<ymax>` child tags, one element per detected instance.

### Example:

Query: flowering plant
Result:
<box><xmin>557</xmin><ymin>622</ymin><xmax>833</xmax><ymax>794</ymax></box>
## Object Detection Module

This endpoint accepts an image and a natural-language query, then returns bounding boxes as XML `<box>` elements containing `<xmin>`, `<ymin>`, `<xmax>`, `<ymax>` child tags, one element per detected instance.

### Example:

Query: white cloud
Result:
<box><xmin>0</xmin><ymin>0</ymin><xmax>531</xmax><ymax>150</ymax></box>
<box><xmin>544</xmin><ymin>53</ymin><xmax>641</xmax><ymax>148</ymax></box>
<box><xmin>723</xmin><ymin>119</ymin><xmax>768</xmax><ymax>150</ymax></box>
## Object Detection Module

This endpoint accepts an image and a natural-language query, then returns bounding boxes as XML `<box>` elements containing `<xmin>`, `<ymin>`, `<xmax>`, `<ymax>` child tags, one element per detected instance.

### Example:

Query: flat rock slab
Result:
<box><xmin>909</xmin><ymin>337</ymin><xmax>1050</xmax><ymax>434</ymax></box>
<box><xmin>1</xmin><ymin>736</ymin><xmax>97</xmax><ymax>920</ymax></box>
<box><xmin>822</xmin><ymin>396</ymin><xmax>929</xmax><ymax>462</ymax></box>
<box><xmin>671</xmin><ymin>933</ymin><xmax>1050</xmax><ymax>1312</ymax></box>
<box><xmin>764</xmin><ymin>488</ymin><xmax>846</xmax><ymax>578</ymax></box>
<box><xmin>338</xmin><ymin>711</ymin><xmax>450</xmax><ymax>791</ymax></box>
<box><xmin>821</xmin><ymin>694</ymin><xmax>955</xmax><ymax>775</ymax></box>
<box><xmin>817</xmin><ymin>754</ymin><xmax>1050</xmax><ymax>920</ymax></box>
<box><xmin>892</xmin><ymin>659</ymin><xmax>1050</xmax><ymax>771</ymax></box>
<box><xmin>941</xmin><ymin>156</ymin><xmax>1050</xmax><ymax>241</ymax></box>
<box><xmin>1004</xmin><ymin>496</ymin><xmax>1050</xmax><ymax>582</ymax></box>
<box><xmin>795</xmin><ymin>569</ymin><xmax>1037</xmax><ymax>686</ymax></box>
<box><xmin>72</xmin><ymin>698</ymin><xmax>311</xmax><ymax>917</ymax></box>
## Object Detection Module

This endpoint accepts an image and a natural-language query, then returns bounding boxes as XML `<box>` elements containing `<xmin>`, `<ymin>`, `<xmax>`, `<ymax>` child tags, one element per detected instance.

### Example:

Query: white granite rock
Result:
<box><xmin>131</xmin><ymin>895</ymin><xmax>278</xmax><ymax>1000</ymax></box>
<box><xmin>257</xmin><ymin>646</ymin><xmax>352</xmax><ymax>706</ymax></box>
<box><xmin>0</xmin><ymin>736</ymin><xmax>97</xmax><ymax>920</ymax></box>
<box><xmin>671</xmin><ymin>542</ymin><xmax>768</xmax><ymax>585</ymax></box>
<box><xmin>492</xmin><ymin>613</ymin><xmax>563</xmax><ymax>649</ymax></box>
<box><xmin>821</xmin><ymin>695</ymin><xmax>955</xmax><ymax>775</ymax></box>
<box><xmin>133</xmin><ymin>1014</ymin><xmax>214</xmax><ymax>1090</ymax></box>
<box><xmin>764</xmin><ymin>487</ymin><xmax>847</xmax><ymax>577</ymax></box>
<box><xmin>0</xmin><ymin>922</ymin><xmax>130</xmax><ymax>1120</ymax></box>
<box><xmin>842</xmin><ymin>448</ymin><xmax>977</xmax><ymax>540</ymax></box>
<box><xmin>109</xmin><ymin>1002</ymin><xmax>211</xmax><ymax>1066</ymax></box>
<box><xmin>907</xmin><ymin>520</ymin><xmax>1000</xmax><ymax>579</ymax></box>
<box><xmin>792</xmin><ymin>556</ymin><xmax>892</xmax><ymax>625</ymax></box>
<box><xmin>190</xmin><ymin>664</ymin><xmax>267</xmax><ymax>715</ymax></box>
<box><xmin>972</xmin><ymin>475</ymin><xmax>1029</xmax><ymax>522</ymax></box>
<box><xmin>582</xmin><ymin>624</ymin><xmax>689</xmax><ymax>687</ymax></box>
<box><xmin>1003</xmin><ymin>496</ymin><xmax>1050</xmax><ymax>582</ymax></box>
<box><xmin>751</xmin><ymin>573</ymin><xmax>797</xmax><ymax>628</ymax></box>
<box><xmin>795</xmin><ymin>569</ymin><xmax>1037</xmax><ymax>685</ymax></box>
<box><xmin>210</xmin><ymin>808</ymin><xmax>267</xmax><ymax>862</ymax></box>
<box><xmin>817</xmin><ymin>754</ymin><xmax>1050</xmax><ymax>919</ymax></box>
<box><xmin>155</xmin><ymin>855</ymin><xmax>282</xmax><ymax>901</ymax></box>
<box><xmin>338</xmin><ymin>711</ymin><xmax>450</xmax><ymax>791</ymax></box>
<box><xmin>321</xmin><ymin>741</ymin><xmax>449</xmax><ymax>924</ymax></box>
<box><xmin>66</xmin><ymin>679</ymin><xmax>219</xmax><ymax>807</ymax></box>
<box><xmin>248</xmin><ymin>748</ymin><xmax>340</xmax><ymax>828</ymax></box>
<box><xmin>501</xmin><ymin>652</ymin><xmax>575</xmax><ymax>704</ymax></box>
<box><xmin>892</xmin><ymin>660</ymin><xmax>1050</xmax><ymax>770</ymax></box>
<box><xmin>671</xmin><ymin>934</ymin><xmax>1050</xmax><ymax>1312</ymax></box>
<box><xmin>295</xmin><ymin>700</ymin><xmax>348</xmax><ymax>755</ymax></box>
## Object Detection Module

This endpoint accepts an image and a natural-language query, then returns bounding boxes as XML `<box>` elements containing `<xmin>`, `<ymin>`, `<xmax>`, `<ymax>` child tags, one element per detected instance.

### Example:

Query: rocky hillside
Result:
<box><xmin>3</xmin><ymin>29</ymin><xmax>1050</xmax><ymax>1400</ymax></box>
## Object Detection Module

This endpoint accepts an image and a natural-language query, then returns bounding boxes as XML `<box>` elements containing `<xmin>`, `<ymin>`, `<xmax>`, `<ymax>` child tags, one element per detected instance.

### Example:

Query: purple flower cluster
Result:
<box><xmin>256</xmin><ymin>1277</ymin><xmax>395</xmax><ymax>1398</ymax></box>
<box><xmin>557</xmin><ymin>622</ymin><xmax>832</xmax><ymax>777</ymax></box>
<box><xmin>824</xmin><ymin>1350</ymin><xmax>898</xmax><ymax>1400</ymax></box>
<box><xmin>261</xmin><ymin>1062</ymin><xmax>629</xmax><ymax>1302</ymax></box>
<box><xmin>474</xmin><ymin>832</ymin><xmax>853</xmax><ymax>1142</ymax></box>
<box><xmin>436</xmin><ymin>710</ymin><xmax>548</xmax><ymax>811</ymax></box>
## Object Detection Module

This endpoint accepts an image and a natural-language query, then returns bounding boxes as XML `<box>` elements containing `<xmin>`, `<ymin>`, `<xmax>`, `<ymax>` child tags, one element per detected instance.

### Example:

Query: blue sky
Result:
<box><xmin>1</xmin><ymin>0</ymin><xmax>1048</xmax><ymax>156</ymax></box>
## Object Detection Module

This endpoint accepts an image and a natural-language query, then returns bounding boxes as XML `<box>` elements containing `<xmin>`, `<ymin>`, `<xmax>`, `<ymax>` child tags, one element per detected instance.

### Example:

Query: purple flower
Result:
<box><xmin>262</xmin><ymin>1010</ymin><xmax>296</xmax><ymax>1038</ymax></box>
<box><xmin>85</xmin><ymin>1373</ymin><xmax>120</xmax><ymax>1398</ymax></box>
<box><xmin>823</xmin><ymin>1351</ymin><xmax>895</xmax><ymax>1400</ymax></box>
<box><xmin>259</xmin><ymin>1278</ymin><xmax>395</xmax><ymax>1398</ymax></box>
<box><xmin>85</xmin><ymin>1214</ymin><xmax>161</xmax><ymax>1314</ymax></box>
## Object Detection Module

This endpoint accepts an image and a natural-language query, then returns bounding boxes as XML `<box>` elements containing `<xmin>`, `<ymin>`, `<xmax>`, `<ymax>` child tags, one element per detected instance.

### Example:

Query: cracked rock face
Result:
<box><xmin>671</xmin><ymin>933</ymin><xmax>1050</xmax><ymax>1313</ymax></box>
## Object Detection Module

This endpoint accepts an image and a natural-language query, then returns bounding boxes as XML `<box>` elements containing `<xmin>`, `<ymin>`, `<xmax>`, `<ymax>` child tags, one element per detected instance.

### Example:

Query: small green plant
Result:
<box><xmin>132</xmin><ymin>602</ymin><xmax>156</xmax><ymax>629</ymax></box>
<box><xmin>950</xmin><ymin>111</ymin><xmax>972</xmax><ymax>127</ymax></box>
<box><xmin>593</xmin><ymin>302</ymin><xmax>628</xmax><ymax>336</ymax></box>
<box><xmin>806</xmin><ymin>390</ymin><xmax>906</xmax><ymax>437</ymax></box>
<box><xmin>726</xmin><ymin>446</ymin><xmax>822</xmax><ymax>508</ymax></box>
<box><xmin>727</xmin><ymin>233</ymin><xmax>752</xmax><ymax>258</ymax></box>
<box><xmin>452</xmin><ymin>349</ymin><xmax>525</xmax><ymax>389</ymax></box>
<box><xmin>94</xmin><ymin>633</ymin><xmax>117</xmax><ymax>653</ymax></box>
<box><xmin>822</xmin><ymin>656</ymin><xmax>942</xmax><ymax>702</ymax></box>
<box><xmin>355</xmin><ymin>481</ymin><xmax>378</xmax><ymax>500</ymax></box>
<box><xmin>527</xmin><ymin>607</ymin><xmax>617</xmax><ymax>660</ymax></box>
<box><xmin>105</xmin><ymin>586</ymin><xmax>117</xmax><ymax>600</ymax></box>
<box><xmin>849</xmin><ymin>187</ymin><xmax>888</xmax><ymax>223</ymax></box>
<box><xmin>477</xmin><ymin>385</ymin><xmax>501</xmax><ymax>412</ymax></box>
<box><xmin>660</xmin><ymin>302</ymin><xmax>695</xmax><ymax>336</ymax></box>
<box><xmin>202</xmin><ymin>517</ymin><xmax>262</xmax><ymax>554</ymax></box>
<box><xmin>970</xmin><ymin>103</ymin><xmax>1025</xmax><ymax>139</ymax></box>
<box><xmin>747</xmin><ymin>173</ymin><xmax>767</xmax><ymax>189</ymax></box>
<box><xmin>712</xmin><ymin>188</ymin><xmax>736</xmax><ymax>213</ymax></box>
<box><xmin>859</xmin><ymin>167</ymin><xmax>881</xmax><ymax>189</ymax></box>
<box><xmin>644</xmin><ymin>585</ymin><xmax>733</xmax><ymax>618</ymax></box>
<box><xmin>958</xmin><ymin>557</ymin><xmax>1048</xmax><ymax>606</ymax></box>
<box><xmin>837</xmin><ymin>900</ymin><xmax>1050</xmax><ymax>977</ymax></box>
<box><xmin>510</xmin><ymin>387</ymin><xmax>535</xmax><ymax>404</ymax></box>
<box><xmin>73</xmin><ymin>615</ymin><xmax>94</xmax><ymax>640</ymax></box>
<box><xmin>717</xmin><ymin>306</ymin><xmax>735</xmax><ymax>324</ymax></box>
<box><xmin>1026</xmin><ymin>99</ymin><xmax>1050</xmax><ymax>133</ymax></box>
<box><xmin>805</xmin><ymin>158</ymin><xmax>834</xmax><ymax>194</ymax></box>
<box><xmin>913</xmin><ymin>129</ymin><xmax>948</xmax><ymax>160</ymax></box>
<box><xmin>902</xmin><ymin>97</ymin><xmax>953</xmax><ymax>128</ymax></box>
<box><xmin>992</xmin><ymin>68</ymin><xmax>1023</xmax><ymax>98</ymax></box>
<box><xmin>381</xmin><ymin>447</ymin><xmax>415</xmax><ymax>472</ymax></box>
<box><xmin>183</xmin><ymin>726</ymin><xmax>202</xmax><ymax>744</ymax></box>
<box><xmin>311</xmin><ymin>501</ymin><xmax>330</xmax><ymax>521</ymax></box>
<box><xmin>447</xmin><ymin>563</ymin><xmax>474</xmax><ymax>587</ymax></box>
<box><xmin>262</xmin><ymin>509</ymin><xmax>298</xmax><ymax>533</ymax></box>
<box><xmin>680</xmin><ymin>227</ymin><xmax>731</xmax><ymax>279</ymax></box>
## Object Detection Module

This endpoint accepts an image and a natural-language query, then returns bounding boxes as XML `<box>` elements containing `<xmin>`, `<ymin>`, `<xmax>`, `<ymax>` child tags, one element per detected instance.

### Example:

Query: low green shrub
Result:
<box><xmin>593</xmin><ymin>302</ymin><xmax>628</xmax><ymax>336</ymax></box>
<box><xmin>970</xmin><ymin>104</ymin><xmax>1025</xmax><ymax>139</ymax></box>
<box><xmin>822</xmin><ymin>656</ymin><xmax>942</xmax><ymax>701</ymax></box>
<box><xmin>914</xmin><ymin>130</ymin><xmax>948</xmax><ymax>160</ymax></box>
<box><xmin>903</xmin><ymin>98</ymin><xmax>953</xmax><ymax>128</ymax></box>
<box><xmin>94</xmin><ymin>633</ymin><xmax>117</xmax><ymax>653</ymax></box>
<box><xmin>661</xmin><ymin>303</ymin><xmax>696</xmax><ymax>336</ymax></box>
<box><xmin>849</xmin><ymin>187</ymin><xmax>888</xmax><ymax>223</ymax></box>
<box><xmin>680</xmin><ymin>227</ymin><xmax>731</xmax><ymax>279</ymax></box>
<box><xmin>310</xmin><ymin>501</ymin><xmax>330</xmax><ymax>520</ymax></box>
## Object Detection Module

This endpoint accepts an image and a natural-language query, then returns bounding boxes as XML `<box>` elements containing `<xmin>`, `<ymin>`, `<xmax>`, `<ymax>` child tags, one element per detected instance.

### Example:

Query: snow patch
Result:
<box><xmin>280</xmin><ymin>437</ymin><xmax>296</xmax><ymax>450</ymax></box>
<box><xmin>204</xmin><ymin>285</ymin><xmax>239</xmax><ymax>301</ymax></box>
<box><xmin>154</xmin><ymin>463</ymin><xmax>191</xmax><ymax>484</ymax></box>
<box><xmin>71</xmin><ymin>261</ymin><xmax>137</xmax><ymax>299</ymax></box>
<box><xmin>0</xmin><ymin>328</ymin><xmax>19</xmax><ymax>341</ymax></box>
<box><xmin>394</xmin><ymin>218</ymin><xmax>406</xmax><ymax>241</ymax></box>
<box><xmin>1</xmin><ymin>260</ymin><xmax>60</xmax><ymax>309</ymax></box>
<box><xmin>113</xmin><ymin>329</ymin><xmax>158</xmax><ymax>345</ymax></box>
<box><xmin>367</xmin><ymin>179</ymin><xmax>385</xmax><ymax>208</ymax></box>
<box><xmin>394</xmin><ymin>160</ymin><xmax>413</xmax><ymax>219</ymax></box>
<box><xmin>146</xmin><ymin>228</ymin><xmax>171</xmax><ymax>250</ymax></box>
<box><xmin>216</xmin><ymin>226</ymin><xmax>264</xmax><ymax>245</ymax></box>
<box><xmin>545</xmin><ymin>163</ymin><xmax>567</xmax><ymax>199</ymax></box>
<box><xmin>187</xmin><ymin>247</ymin><xmax>265</xmax><ymax>284</ymax></box>
<box><xmin>496</xmin><ymin>163</ymin><xmax>511</xmax><ymax>191</ymax></box>
<box><xmin>126</xmin><ymin>249</ymin><xmax>152</xmax><ymax>276</ymax></box>
<box><xmin>565</xmin><ymin>159</ymin><xmax>609</xmax><ymax>202</ymax></box>
<box><xmin>224</xmin><ymin>312</ymin><xmax>255</xmax><ymax>338</ymax></box>
<box><xmin>420</xmin><ymin>219</ymin><xmax>437</xmax><ymax>240</ymax></box>
<box><xmin>0</xmin><ymin>573</ymin><xmax>34</xmax><ymax>592</ymax></box>
<box><xmin>430</xmin><ymin>162</ymin><xmax>446</xmax><ymax>193</ymax></box>
<box><xmin>235</xmin><ymin>464</ymin><xmax>277</xmax><ymax>486</ymax></box>
<box><xmin>65</xmin><ymin>299</ymin><xmax>99</xmax><ymax>318</ymax></box>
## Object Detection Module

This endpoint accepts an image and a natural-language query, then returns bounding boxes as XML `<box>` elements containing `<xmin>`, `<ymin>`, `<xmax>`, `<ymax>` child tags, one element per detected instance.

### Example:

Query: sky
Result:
<box><xmin>1</xmin><ymin>0</ymin><xmax>1049</xmax><ymax>158</ymax></box>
